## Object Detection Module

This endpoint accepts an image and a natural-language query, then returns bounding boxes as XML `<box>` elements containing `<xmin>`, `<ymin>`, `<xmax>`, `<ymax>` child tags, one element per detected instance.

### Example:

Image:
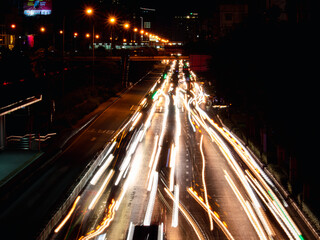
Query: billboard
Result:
<box><xmin>24</xmin><ymin>0</ymin><xmax>52</xmax><ymax>16</ymax></box>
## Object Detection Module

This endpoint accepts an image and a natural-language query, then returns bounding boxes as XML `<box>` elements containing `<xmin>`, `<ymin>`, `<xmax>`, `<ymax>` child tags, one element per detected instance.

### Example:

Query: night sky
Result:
<box><xmin>0</xmin><ymin>0</ymin><xmax>216</xmax><ymax>39</ymax></box>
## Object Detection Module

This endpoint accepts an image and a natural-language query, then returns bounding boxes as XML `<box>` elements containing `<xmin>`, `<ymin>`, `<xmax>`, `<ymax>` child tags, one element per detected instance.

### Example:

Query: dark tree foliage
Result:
<box><xmin>209</xmin><ymin>17</ymin><xmax>319</xmax><ymax>212</ymax></box>
<box><xmin>212</xmin><ymin>19</ymin><xmax>317</xmax><ymax>150</ymax></box>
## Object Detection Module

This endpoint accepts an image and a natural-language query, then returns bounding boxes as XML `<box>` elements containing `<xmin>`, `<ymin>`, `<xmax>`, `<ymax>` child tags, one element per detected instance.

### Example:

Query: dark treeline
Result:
<box><xmin>194</xmin><ymin>16</ymin><xmax>319</xmax><ymax>218</ymax></box>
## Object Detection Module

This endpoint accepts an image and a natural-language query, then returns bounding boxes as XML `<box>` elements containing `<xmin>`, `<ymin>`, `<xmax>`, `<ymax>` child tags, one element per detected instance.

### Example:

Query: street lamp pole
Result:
<box><xmin>109</xmin><ymin>17</ymin><xmax>116</xmax><ymax>55</ymax></box>
<box><xmin>62</xmin><ymin>16</ymin><xmax>65</xmax><ymax>95</ymax></box>
<box><xmin>92</xmin><ymin>23</ymin><xmax>95</xmax><ymax>91</ymax></box>
<box><xmin>85</xmin><ymin>7</ymin><xmax>95</xmax><ymax>91</ymax></box>
<box><xmin>62</xmin><ymin>16</ymin><xmax>65</xmax><ymax>58</ymax></box>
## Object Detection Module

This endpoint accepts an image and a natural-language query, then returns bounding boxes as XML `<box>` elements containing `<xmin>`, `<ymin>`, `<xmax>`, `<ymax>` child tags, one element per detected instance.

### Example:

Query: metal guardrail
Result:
<box><xmin>36</xmin><ymin>140</ymin><xmax>112</xmax><ymax>240</ymax></box>
<box><xmin>217</xmin><ymin>115</ymin><xmax>320</xmax><ymax>239</ymax></box>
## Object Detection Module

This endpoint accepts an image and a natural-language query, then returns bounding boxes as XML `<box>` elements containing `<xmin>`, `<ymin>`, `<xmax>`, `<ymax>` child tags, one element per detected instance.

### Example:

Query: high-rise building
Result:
<box><xmin>139</xmin><ymin>7</ymin><xmax>156</xmax><ymax>31</ymax></box>
<box><xmin>219</xmin><ymin>3</ymin><xmax>248</xmax><ymax>36</ymax></box>
<box><xmin>172</xmin><ymin>12</ymin><xmax>200</xmax><ymax>42</ymax></box>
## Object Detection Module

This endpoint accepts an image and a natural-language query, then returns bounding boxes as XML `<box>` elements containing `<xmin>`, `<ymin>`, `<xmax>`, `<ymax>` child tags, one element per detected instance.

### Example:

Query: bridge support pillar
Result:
<box><xmin>0</xmin><ymin>115</ymin><xmax>5</xmax><ymax>150</ymax></box>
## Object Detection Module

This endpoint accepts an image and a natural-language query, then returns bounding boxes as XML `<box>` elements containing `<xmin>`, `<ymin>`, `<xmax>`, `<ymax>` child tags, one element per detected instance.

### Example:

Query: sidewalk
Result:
<box><xmin>0</xmin><ymin>150</ymin><xmax>43</xmax><ymax>187</ymax></box>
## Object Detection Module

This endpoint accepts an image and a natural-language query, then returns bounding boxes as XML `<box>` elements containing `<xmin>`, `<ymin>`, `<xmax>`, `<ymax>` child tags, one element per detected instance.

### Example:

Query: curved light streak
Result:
<box><xmin>187</xmin><ymin>187</ymin><xmax>235</xmax><ymax>240</ymax></box>
<box><xmin>183</xmin><ymin>78</ymin><xmax>304</xmax><ymax>240</ymax></box>
<box><xmin>80</xmin><ymin>199</ymin><xmax>116</xmax><ymax>240</ymax></box>
<box><xmin>164</xmin><ymin>187</ymin><xmax>205</xmax><ymax>240</ymax></box>
<box><xmin>199</xmin><ymin>134</ymin><xmax>213</xmax><ymax>231</ymax></box>
<box><xmin>54</xmin><ymin>196</ymin><xmax>81</xmax><ymax>233</ymax></box>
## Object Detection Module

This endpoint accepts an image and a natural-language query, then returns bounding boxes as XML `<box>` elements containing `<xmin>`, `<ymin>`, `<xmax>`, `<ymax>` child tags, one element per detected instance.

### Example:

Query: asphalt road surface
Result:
<box><xmin>0</xmin><ymin>65</ymin><xmax>166</xmax><ymax>240</ymax></box>
<box><xmin>49</xmin><ymin>60</ymin><xmax>317</xmax><ymax>240</ymax></box>
<box><xmin>2</xmin><ymin>60</ymin><xmax>317</xmax><ymax>240</ymax></box>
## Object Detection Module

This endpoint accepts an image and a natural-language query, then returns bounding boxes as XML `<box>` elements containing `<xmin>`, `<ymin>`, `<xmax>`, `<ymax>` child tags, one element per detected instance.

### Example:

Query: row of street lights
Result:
<box><xmin>7</xmin><ymin>6</ymin><xmax>170</xmax><ymax>56</ymax></box>
<box><xmin>8</xmin><ymin>7</ymin><xmax>169</xmax><ymax>46</ymax></box>
<box><xmin>83</xmin><ymin>7</ymin><xmax>169</xmax><ymax>44</ymax></box>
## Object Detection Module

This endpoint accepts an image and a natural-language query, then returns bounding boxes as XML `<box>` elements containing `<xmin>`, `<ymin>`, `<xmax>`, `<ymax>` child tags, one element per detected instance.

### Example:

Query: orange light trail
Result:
<box><xmin>54</xmin><ymin>196</ymin><xmax>81</xmax><ymax>233</ymax></box>
<box><xmin>79</xmin><ymin>199</ymin><xmax>116</xmax><ymax>240</ymax></box>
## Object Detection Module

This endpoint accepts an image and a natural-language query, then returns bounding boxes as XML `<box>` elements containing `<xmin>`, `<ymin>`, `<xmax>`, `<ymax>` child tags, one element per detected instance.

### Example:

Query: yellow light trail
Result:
<box><xmin>185</xmin><ymin>82</ymin><xmax>304</xmax><ymax>240</ymax></box>
<box><xmin>187</xmin><ymin>187</ymin><xmax>235</xmax><ymax>240</ymax></box>
<box><xmin>54</xmin><ymin>196</ymin><xmax>81</xmax><ymax>233</ymax></box>
<box><xmin>199</xmin><ymin>134</ymin><xmax>214</xmax><ymax>231</ymax></box>
<box><xmin>79</xmin><ymin>199</ymin><xmax>116</xmax><ymax>240</ymax></box>
<box><xmin>223</xmin><ymin>171</ymin><xmax>268</xmax><ymax>240</ymax></box>
<box><xmin>164</xmin><ymin>187</ymin><xmax>205</xmax><ymax>240</ymax></box>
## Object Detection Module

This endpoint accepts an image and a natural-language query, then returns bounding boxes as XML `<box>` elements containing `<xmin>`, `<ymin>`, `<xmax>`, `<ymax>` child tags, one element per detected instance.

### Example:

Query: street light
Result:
<box><xmin>85</xmin><ymin>7</ymin><xmax>95</xmax><ymax>90</ymax></box>
<box><xmin>108</xmin><ymin>16</ymin><xmax>116</xmax><ymax>52</ymax></box>
<box><xmin>40</xmin><ymin>27</ymin><xmax>46</xmax><ymax>32</ymax></box>
<box><xmin>123</xmin><ymin>23</ymin><xmax>130</xmax><ymax>43</ymax></box>
<box><xmin>86</xmin><ymin>8</ymin><xmax>93</xmax><ymax>15</ymax></box>
<box><xmin>133</xmin><ymin>28</ymin><xmax>138</xmax><ymax>42</ymax></box>
<box><xmin>11</xmin><ymin>24</ymin><xmax>16</xmax><ymax>29</ymax></box>
<box><xmin>109</xmin><ymin>17</ymin><xmax>116</xmax><ymax>24</ymax></box>
<box><xmin>85</xmin><ymin>7</ymin><xmax>95</xmax><ymax>50</ymax></box>
<box><xmin>124</xmin><ymin>23</ymin><xmax>130</xmax><ymax>29</ymax></box>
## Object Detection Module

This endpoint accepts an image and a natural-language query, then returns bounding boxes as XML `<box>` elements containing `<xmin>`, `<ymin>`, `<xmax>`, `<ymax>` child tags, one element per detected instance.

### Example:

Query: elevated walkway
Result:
<box><xmin>0</xmin><ymin>95</ymin><xmax>42</xmax><ymax>150</ymax></box>
<box><xmin>63</xmin><ymin>55</ymin><xmax>189</xmax><ymax>62</ymax></box>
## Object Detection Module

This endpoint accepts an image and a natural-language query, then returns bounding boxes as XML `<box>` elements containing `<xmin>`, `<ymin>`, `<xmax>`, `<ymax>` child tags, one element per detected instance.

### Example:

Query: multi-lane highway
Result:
<box><xmin>48</xmin><ymin>60</ymin><xmax>317</xmax><ymax>240</ymax></box>
<box><xmin>1</xmin><ymin>60</ymin><xmax>317</xmax><ymax>240</ymax></box>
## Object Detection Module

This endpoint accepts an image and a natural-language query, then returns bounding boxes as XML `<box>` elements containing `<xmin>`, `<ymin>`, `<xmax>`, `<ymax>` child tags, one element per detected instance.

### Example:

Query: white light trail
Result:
<box><xmin>144</xmin><ymin>171</ymin><xmax>158</xmax><ymax>226</ymax></box>
<box><xmin>88</xmin><ymin>170</ymin><xmax>114</xmax><ymax>210</ymax></box>
<box><xmin>149</xmin><ymin>135</ymin><xmax>159</xmax><ymax>168</ymax></box>
<box><xmin>145</xmin><ymin>101</ymin><xmax>157</xmax><ymax>130</ymax></box>
<box><xmin>147</xmin><ymin>88</ymin><xmax>170</xmax><ymax>191</ymax></box>
<box><xmin>224</xmin><ymin>171</ymin><xmax>268</xmax><ymax>240</ymax></box>
<box><xmin>187</xmin><ymin>187</ymin><xmax>235</xmax><ymax>240</ymax></box>
<box><xmin>165</xmin><ymin>187</ymin><xmax>205</xmax><ymax>240</ymax></box>
<box><xmin>158</xmin><ymin>91</ymin><xmax>170</xmax><ymax>147</ymax></box>
<box><xmin>184</xmin><ymin>82</ymin><xmax>304</xmax><ymax>240</ymax></box>
<box><xmin>126</xmin><ymin>222</ymin><xmax>135</xmax><ymax>240</ymax></box>
<box><xmin>90</xmin><ymin>154</ymin><xmax>114</xmax><ymax>185</ymax></box>
<box><xmin>98</xmin><ymin>141</ymin><xmax>117</xmax><ymax>167</ymax></box>
<box><xmin>158</xmin><ymin>222</ymin><xmax>164</xmax><ymax>240</ymax></box>
<box><xmin>120</xmin><ymin>130</ymin><xmax>143</xmax><ymax>172</ymax></box>
<box><xmin>169</xmin><ymin>144</ymin><xmax>176</xmax><ymax>192</ymax></box>
<box><xmin>187</xmin><ymin>98</ymin><xmax>196</xmax><ymax>132</ymax></box>
<box><xmin>199</xmin><ymin>134</ymin><xmax>214</xmax><ymax>231</ymax></box>
<box><xmin>147</xmin><ymin>146</ymin><xmax>161</xmax><ymax>191</ymax></box>
<box><xmin>172</xmin><ymin>185</ymin><xmax>179</xmax><ymax>227</ymax></box>
<box><xmin>129</xmin><ymin>112</ymin><xmax>142</xmax><ymax>131</ymax></box>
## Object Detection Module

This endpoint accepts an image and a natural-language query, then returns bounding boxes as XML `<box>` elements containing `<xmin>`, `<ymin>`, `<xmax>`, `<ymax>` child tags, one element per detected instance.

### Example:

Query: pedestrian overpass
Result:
<box><xmin>63</xmin><ymin>55</ymin><xmax>189</xmax><ymax>62</ymax></box>
<box><xmin>0</xmin><ymin>95</ymin><xmax>42</xmax><ymax>150</ymax></box>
